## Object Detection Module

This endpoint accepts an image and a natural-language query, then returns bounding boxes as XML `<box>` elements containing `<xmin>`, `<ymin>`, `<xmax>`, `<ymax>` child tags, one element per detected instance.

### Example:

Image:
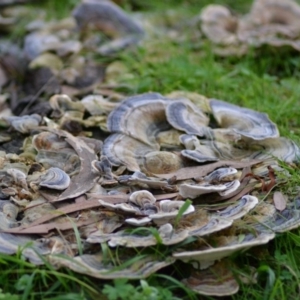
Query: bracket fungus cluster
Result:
<box><xmin>200</xmin><ymin>0</ymin><xmax>300</xmax><ymax>55</ymax></box>
<box><xmin>0</xmin><ymin>89</ymin><xmax>298</xmax><ymax>296</ymax></box>
<box><xmin>1</xmin><ymin>0</ymin><xmax>300</xmax><ymax>297</ymax></box>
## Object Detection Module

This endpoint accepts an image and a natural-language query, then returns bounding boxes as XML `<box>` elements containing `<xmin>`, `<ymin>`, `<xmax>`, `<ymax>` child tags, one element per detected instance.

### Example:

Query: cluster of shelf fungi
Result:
<box><xmin>0</xmin><ymin>92</ymin><xmax>299</xmax><ymax>296</ymax></box>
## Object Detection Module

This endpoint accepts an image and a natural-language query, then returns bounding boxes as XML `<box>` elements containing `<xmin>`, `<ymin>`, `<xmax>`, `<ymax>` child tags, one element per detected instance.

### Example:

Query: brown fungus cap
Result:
<box><xmin>107</xmin><ymin>93</ymin><xmax>171</xmax><ymax>148</ymax></box>
<box><xmin>210</xmin><ymin>99</ymin><xmax>279</xmax><ymax>140</ymax></box>
<box><xmin>166</xmin><ymin>99</ymin><xmax>209</xmax><ymax>137</ymax></box>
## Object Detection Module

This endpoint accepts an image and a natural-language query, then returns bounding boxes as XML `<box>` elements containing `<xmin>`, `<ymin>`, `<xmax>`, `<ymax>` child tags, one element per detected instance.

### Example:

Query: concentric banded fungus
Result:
<box><xmin>210</xmin><ymin>99</ymin><xmax>279</xmax><ymax>140</ymax></box>
<box><xmin>201</xmin><ymin>0</ymin><xmax>300</xmax><ymax>55</ymax></box>
<box><xmin>107</xmin><ymin>93</ymin><xmax>170</xmax><ymax>148</ymax></box>
<box><xmin>0</xmin><ymin>233</ymin><xmax>47</xmax><ymax>264</ymax></box>
<box><xmin>249</xmin><ymin>137</ymin><xmax>300</xmax><ymax>163</ymax></box>
<box><xmin>251</xmin><ymin>202</ymin><xmax>300</xmax><ymax>233</ymax></box>
<box><xmin>92</xmin><ymin>156</ymin><xmax>113</xmax><ymax>180</ymax></box>
<box><xmin>238</xmin><ymin>0</ymin><xmax>300</xmax><ymax>46</ymax></box>
<box><xmin>4</xmin><ymin>114</ymin><xmax>41</xmax><ymax>133</ymax></box>
<box><xmin>73</xmin><ymin>0</ymin><xmax>144</xmax><ymax>55</ymax></box>
<box><xmin>200</xmin><ymin>4</ymin><xmax>239</xmax><ymax>45</ymax></box>
<box><xmin>99</xmin><ymin>190</ymin><xmax>194</xmax><ymax>226</ymax></box>
<box><xmin>173</xmin><ymin>231</ymin><xmax>275</xmax><ymax>263</ymax></box>
<box><xmin>179</xmin><ymin>182</ymin><xmax>230</xmax><ymax>199</ymax></box>
<box><xmin>180</xmin><ymin>134</ymin><xmax>219</xmax><ymax>163</ymax></box>
<box><xmin>166</xmin><ymin>99</ymin><xmax>209</xmax><ymax>137</ymax></box>
<box><xmin>182</xmin><ymin>261</ymin><xmax>239</xmax><ymax>296</ymax></box>
<box><xmin>150</xmin><ymin>200</ymin><xmax>195</xmax><ymax>225</ymax></box>
<box><xmin>102</xmin><ymin>133</ymin><xmax>154</xmax><ymax>172</ymax></box>
<box><xmin>81</xmin><ymin>95</ymin><xmax>117</xmax><ymax>116</ymax></box>
<box><xmin>212</xmin><ymin>195</ymin><xmax>258</xmax><ymax>220</ymax></box>
<box><xmin>204</xmin><ymin>167</ymin><xmax>238</xmax><ymax>183</ymax></box>
<box><xmin>187</xmin><ymin>217</ymin><xmax>233</xmax><ymax>237</ymax></box>
<box><xmin>6</xmin><ymin>168</ymin><xmax>27</xmax><ymax>189</ymax></box>
<box><xmin>218</xmin><ymin>180</ymin><xmax>241</xmax><ymax>196</ymax></box>
<box><xmin>51</xmin><ymin>253</ymin><xmax>174</xmax><ymax>279</ymax></box>
<box><xmin>32</xmin><ymin>132</ymin><xmax>75</xmax><ymax>154</ymax></box>
<box><xmin>39</xmin><ymin>167</ymin><xmax>70</xmax><ymax>190</ymax></box>
<box><xmin>0</xmin><ymin>201</ymin><xmax>18</xmax><ymax>229</ymax></box>
<box><xmin>102</xmin><ymin>224</ymin><xmax>189</xmax><ymax>248</ymax></box>
<box><xmin>49</xmin><ymin>94</ymin><xmax>85</xmax><ymax>118</ymax></box>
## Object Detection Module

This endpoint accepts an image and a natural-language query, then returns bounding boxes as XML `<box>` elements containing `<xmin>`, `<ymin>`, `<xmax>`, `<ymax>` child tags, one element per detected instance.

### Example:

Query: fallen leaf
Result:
<box><xmin>154</xmin><ymin>160</ymin><xmax>261</xmax><ymax>181</ymax></box>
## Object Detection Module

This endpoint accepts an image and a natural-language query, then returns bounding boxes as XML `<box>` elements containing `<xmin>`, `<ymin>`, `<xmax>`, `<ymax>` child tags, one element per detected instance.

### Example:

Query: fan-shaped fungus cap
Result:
<box><xmin>129</xmin><ymin>190</ymin><xmax>157</xmax><ymax>207</ymax></box>
<box><xmin>180</xmin><ymin>134</ymin><xmax>219</xmax><ymax>163</ymax></box>
<box><xmin>73</xmin><ymin>0</ymin><xmax>144</xmax><ymax>36</ymax></box>
<box><xmin>107</xmin><ymin>93</ymin><xmax>170</xmax><ymax>148</ymax></box>
<box><xmin>4</xmin><ymin>114</ymin><xmax>41</xmax><ymax>133</ymax></box>
<box><xmin>39</xmin><ymin>167</ymin><xmax>70</xmax><ymax>190</ymax></box>
<box><xmin>149</xmin><ymin>200</ymin><xmax>195</xmax><ymax>225</ymax></box>
<box><xmin>210</xmin><ymin>99</ymin><xmax>279</xmax><ymax>140</ymax></box>
<box><xmin>173</xmin><ymin>231</ymin><xmax>275</xmax><ymax>263</ymax></box>
<box><xmin>250</xmin><ymin>137</ymin><xmax>300</xmax><ymax>163</ymax></box>
<box><xmin>182</xmin><ymin>261</ymin><xmax>239</xmax><ymax>296</ymax></box>
<box><xmin>239</xmin><ymin>0</ymin><xmax>300</xmax><ymax>44</ymax></box>
<box><xmin>102</xmin><ymin>133</ymin><xmax>154</xmax><ymax>172</ymax></box>
<box><xmin>166</xmin><ymin>99</ymin><xmax>209</xmax><ymax>137</ymax></box>
<box><xmin>200</xmin><ymin>4</ymin><xmax>239</xmax><ymax>45</ymax></box>
<box><xmin>179</xmin><ymin>182</ymin><xmax>228</xmax><ymax>199</ymax></box>
<box><xmin>204</xmin><ymin>167</ymin><xmax>238</xmax><ymax>183</ymax></box>
<box><xmin>212</xmin><ymin>195</ymin><xmax>258</xmax><ymax>220</ymax></box>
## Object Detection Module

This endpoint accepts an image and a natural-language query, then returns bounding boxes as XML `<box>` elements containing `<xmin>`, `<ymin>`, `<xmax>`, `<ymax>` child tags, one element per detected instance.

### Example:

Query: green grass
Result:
<box><xmin>3</xmin><ymin>0</ymin><xmax>300</xmax><ymax>299</ymax></box>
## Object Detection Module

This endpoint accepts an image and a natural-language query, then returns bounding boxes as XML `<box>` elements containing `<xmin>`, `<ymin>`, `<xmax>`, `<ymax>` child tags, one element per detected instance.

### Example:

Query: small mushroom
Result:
<box><xmin>39</xmin><ymin>167</ymin><xmax>70</xmax><ymax>190</ymax></box>
<box><xmin>0</xmin><ymin>233</ymin><xmax>46</xmax><ymax>265</ymax></box>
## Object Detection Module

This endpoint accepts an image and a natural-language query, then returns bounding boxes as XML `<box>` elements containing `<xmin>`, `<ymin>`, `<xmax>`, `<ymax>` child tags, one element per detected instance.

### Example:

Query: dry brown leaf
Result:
<box><xmin>154</xmin><ymin>160</ymin><xmax>261</xmax><ymax>181</ymax></box>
